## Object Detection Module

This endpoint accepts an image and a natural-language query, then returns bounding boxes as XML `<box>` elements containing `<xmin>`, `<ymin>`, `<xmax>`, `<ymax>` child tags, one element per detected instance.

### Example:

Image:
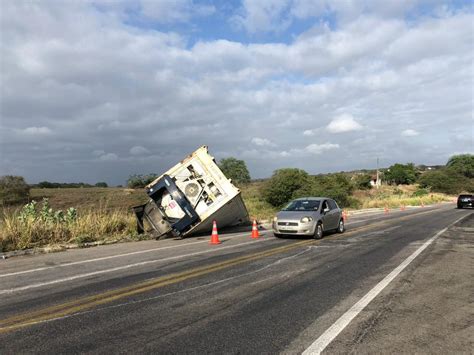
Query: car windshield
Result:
<box><xmin>283</xmin><ymin>200</ymin><xmax>320</xmax><ymax>211</ymax></box>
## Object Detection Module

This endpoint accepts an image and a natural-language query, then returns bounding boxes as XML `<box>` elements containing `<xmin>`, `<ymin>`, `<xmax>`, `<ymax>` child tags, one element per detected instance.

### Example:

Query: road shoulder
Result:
<box><xmin>324</xmin><ymin>212</ymin><xmax>474</xmax><ymax>354</ymax></box>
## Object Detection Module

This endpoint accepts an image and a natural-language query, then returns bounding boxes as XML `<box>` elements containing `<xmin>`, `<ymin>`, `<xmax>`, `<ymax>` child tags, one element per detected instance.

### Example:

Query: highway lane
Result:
<box><xmin>0</xmin><ymin>203</ymin><xmax>471</xmax><ymax>353</ymax></box>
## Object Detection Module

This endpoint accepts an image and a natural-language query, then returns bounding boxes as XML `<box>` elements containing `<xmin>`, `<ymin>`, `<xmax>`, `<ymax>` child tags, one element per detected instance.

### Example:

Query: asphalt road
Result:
<box><xmin>0</xmin><ymin>203</ymin><xmax>472</xmax><ymax>354</ymax></box>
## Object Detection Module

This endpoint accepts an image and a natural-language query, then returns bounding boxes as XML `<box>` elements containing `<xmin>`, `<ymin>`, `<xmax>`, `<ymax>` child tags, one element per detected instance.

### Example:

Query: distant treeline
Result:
<box><xmin>32</xmin><ymin>181</ymin><xmax>109</xmax><ymax>188</ymax></box>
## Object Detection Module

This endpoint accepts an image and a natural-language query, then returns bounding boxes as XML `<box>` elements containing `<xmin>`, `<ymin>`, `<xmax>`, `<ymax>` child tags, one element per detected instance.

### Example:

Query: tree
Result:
<box><xmin>0</xmin><ymin>175</ymin><xmax>30</xmax><ymax>205</ymax></box>
<box><xmin>127</xmin><ymin>174</ymin><xmax>158</xmax><ymax>189</ymax></box>
<box><xmin>295</xmin><ymin>174</ymin><xmax>355</xmax><ymax>207</ymax></box>
<box><xmin>261</xmin><ymin>169</ymin><xmax>309</xmax><ymax>207</ymax></box>
<box><xmin>219</xmin><ymin>158</ymin><xmax>251</xmax><ymax>185</ymax></box>
<box><xmin>95</xmin><ymin>182</ymin><xmax>108</xmax><ymax>188</ymax></box>
<box><xmin>353</xmin><ymin>173</ymin><xmax>373</xmax><ymax>190</ymax></box>
<box><xmin>446</xmin><ymin>154</ymin><xmax>474</xmax><ymax>178</ymax></box>
<box><xmin>36</xmin><ymin>181</ymin><xmax>93</xmax><ymax>188</ymax></box>
<box><xmin>37</xmin><ymin>181</ymin><xmax>56</xmax><ymax>188</ymax></box>
<box><xmin>384</xmin><ymin>163</ymin><xmax>418</xmax><ymax>185</ymax></box>
<box><xmin>418</xmin><ymin>169</ymin><xmax>473</xmax><ymax>194</ymax></box>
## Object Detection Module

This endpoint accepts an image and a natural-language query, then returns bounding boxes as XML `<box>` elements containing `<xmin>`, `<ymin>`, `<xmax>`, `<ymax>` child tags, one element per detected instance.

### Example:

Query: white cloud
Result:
<box><xmin>99</xmin><ymin>153</ymin><xmax>119</xmax><ymax>161</ymax></box>
<box><xmin>92</xmin><ymin>150</ymin><xmax>105</xmax><ymax>156</ymax></box>
<box><xmin>326</xmin><ymin>114</ymin><xmax>363</xmax><ymax>133</ymax></box>
<box><xmin>139</xmin><ymin>0</ymin><xmax>215</xmax><ymax>23</ymax></box>
<box><xmin>232</xmin><ymin>0</ymin><xmax>427</xmax><ymax>34</ymax></box>
<box><xmin>401</xmin><ymin>129</ymin><xmax>419</xmax><ymax>137</ymax></box>
<box><xmin>251</xmin><ymin>137</ymin><xmax>275</xmax><ymax>146</ymax></box>
<box><xmin>0</xmin><ymin>2</ymin><xmax>471</xmax><ymax>184</ymax></box>
<box><xmin>305</xmin><ymin>143</ymin><xmax>340</xmax><ymax>154</ymax></box>
<box><xmin>232</xmin><ymin>0</ymin><xmax>292</xmax><ymax>33</ymax></box>
<box><xmin>20</xmin><ymin>126</ymin><xmax>52</xmax><ymax>135</ymax></box>
<box><xmin>130</xmin><ymin>146</ymin><xmax>150</xmax><ymax>155</ymax></box>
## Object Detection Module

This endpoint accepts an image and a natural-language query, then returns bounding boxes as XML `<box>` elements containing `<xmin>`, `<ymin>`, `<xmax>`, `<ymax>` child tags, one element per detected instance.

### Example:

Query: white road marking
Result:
<box><xmin>0</xmin><ymin>206</ymin><xmax>442</xmax><ymax>279</ymax></box>
<box><xmin>5</xmin><ymin>247</ymin><xmax>313</xmax><ymax>329</ymax></box>
<box><xmin>302</xmin><ymin>213</ymin><xmax>467</xmax><ymax>355</ymax></box>
<box><xmin>303</xmin><ymin>216</ymin><xmax>466</xmax><ymax>355</ymax></box>
<box><xmin>0</xmin><ymin>237</ymin><xmax>275</xmax><ymax>294</ymax></box>
<box><xmin>0</xmin><ymin>231</ymin><xmax>264</xmax><ymax>278</ymax></box>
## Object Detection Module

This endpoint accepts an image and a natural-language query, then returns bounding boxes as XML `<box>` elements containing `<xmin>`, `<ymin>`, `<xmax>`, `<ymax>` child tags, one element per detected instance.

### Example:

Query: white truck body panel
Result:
<box><xmin>135</xmin><ymin>146</ymin><xmax>249</xmax><ymax>238</ymax></box>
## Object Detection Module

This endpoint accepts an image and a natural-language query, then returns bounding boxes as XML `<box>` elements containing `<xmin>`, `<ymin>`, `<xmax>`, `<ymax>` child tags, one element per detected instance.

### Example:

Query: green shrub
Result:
<box><xmin>384</xmin><ymin>163</ymin><xmax>418</xmax><ymax>185</ymax></box>
<box><xmin>393</xmin><ymin>188</ymin><xmax>403</xmax><ymax>196</ymax></box>
<box><xmin>353</xmin><ymin>173</ymin><xmax>373</xmax><ymax>190</ymax></box>
<box><xmin>219</xmin><ymin>157</ymin><xmax>251</xmax><ymax>185</ymax></box>
<box><xmin>1</xmin><ymin>200</ymin><xmax>134</xmax><ymax>251</ymax></box>
<box><xmin>295</xmin><ymin>173</ymin><xmax>354</xmax><ymax>208</ymax></box>
<box><xmin>36</xmin><ymin>181</ymin><xmax>93</xmax><ymax>188</ymax></box>
<box><xmin>127</xmin><ymin>174</ymin><xmax>158</xmax><ymax>188</ymax></box>
<box><xmin>346</xmin><ymin>196</ymin><xmax>362</xmax><ymax>209</ymax></box>
<box><xmin>262</xmin><ymin>170</ymin><xmax>355</xmax><ymax>208</ymax></box>
<box><xmin>418</xmin><ymin>169</ymin><xmax>473</xmax><ymax>194</ymax></box>
<box><xmin>0</xmin><ymin>175</ymin><xmax>30</xmax><ymax>205</ymax></box>
<box><xmin>446</xmin><ymin>154</ymin><xmax>474</xmax><ymax>178</ymax></box>
<box><xmin>412</xmin><ymin>188</ymin><xmax>429</xmax><ymax>197</ymax></box>
<box><xmin>262</xmin><ymin>169</ymin><xmax>309</xmax><ymax>207</ymax></box>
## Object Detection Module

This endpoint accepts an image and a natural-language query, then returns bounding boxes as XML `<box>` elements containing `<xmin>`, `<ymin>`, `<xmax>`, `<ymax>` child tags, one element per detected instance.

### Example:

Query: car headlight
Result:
<box><xmin>300</xmin><ymin>216</ymin><xmax>313</xmax><ymax>223</ymax></box>
<box><xmin>273</xmin><ymin>216</ymin><xmax>278</xmax><ymax>222</ymax></box>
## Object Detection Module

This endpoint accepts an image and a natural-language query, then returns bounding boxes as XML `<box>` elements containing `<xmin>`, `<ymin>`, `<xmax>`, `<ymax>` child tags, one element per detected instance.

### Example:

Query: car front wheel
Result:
<box><xmin>337</xmin><ymin>219</ymin><xmax>345</xmax><ymax>233</ymax></box>
<box><xmin>314</xmin><ymin>223</ymin><xmax>323</xmax><ymax>240</ymax></box>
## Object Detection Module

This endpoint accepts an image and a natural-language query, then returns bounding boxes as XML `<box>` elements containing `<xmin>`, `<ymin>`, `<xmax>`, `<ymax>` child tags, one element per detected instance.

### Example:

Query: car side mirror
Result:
<box><xmin>323</xmin><ymin>207</ymin><xmax>329</xmax><ymax>214</ymax></box>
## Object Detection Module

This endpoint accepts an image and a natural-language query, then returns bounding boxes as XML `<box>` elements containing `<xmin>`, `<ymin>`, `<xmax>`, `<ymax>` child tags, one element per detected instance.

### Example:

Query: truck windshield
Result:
<box><xmin>283</xmin><ymin>200</ymin><xmax>320</xmax><ymax>211</ymax></box>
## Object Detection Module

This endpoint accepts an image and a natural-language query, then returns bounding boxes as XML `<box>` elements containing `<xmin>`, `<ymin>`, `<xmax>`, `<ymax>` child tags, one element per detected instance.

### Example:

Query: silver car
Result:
<box><xmin>272</xmin><ymin>197</ymin><xmax>345</xmax><ymax>239</ymax></box>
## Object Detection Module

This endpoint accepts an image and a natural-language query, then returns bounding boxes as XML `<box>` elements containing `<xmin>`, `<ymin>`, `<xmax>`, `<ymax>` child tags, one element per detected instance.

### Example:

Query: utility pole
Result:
<box><xmin>376</xmin><ymin>157</ymin><xmax>380</xmax><ymax>189</ymax></box>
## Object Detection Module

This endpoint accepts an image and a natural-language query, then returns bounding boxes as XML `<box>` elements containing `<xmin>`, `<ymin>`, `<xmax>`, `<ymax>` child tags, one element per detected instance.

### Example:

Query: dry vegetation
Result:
<box><xmin>29</xmin><ymin>187</ymin><xmax>148</xmax><ymax>211</ymax></box>
<box><xmin>351</xmin><ymin>185</ymin><xmax>453</xmax><ymax>209</ymax></box>
<box><xmin>0</xmin><ymin>184</ymin><xmax>455</xmax><ymax>253</ymax></box>
<box><xmin>240</xmin><ymin>181</ymin><xmax>279</xmax><ymax>220</ymax></box>
<box><xmin>0</xmin><ymin>188</ymin><xmax>149</xmax><ymax>252</ymax></box>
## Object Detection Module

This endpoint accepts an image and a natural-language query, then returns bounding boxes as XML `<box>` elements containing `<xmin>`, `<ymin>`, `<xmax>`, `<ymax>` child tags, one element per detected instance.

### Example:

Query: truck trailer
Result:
<box><xmin>133</xmin><ymin>146</ymin><xmax>249</xmax><ymax>238</ymax></box>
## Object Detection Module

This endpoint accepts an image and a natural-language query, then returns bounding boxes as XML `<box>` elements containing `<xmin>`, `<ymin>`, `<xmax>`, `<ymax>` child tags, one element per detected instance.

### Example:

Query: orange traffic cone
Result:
<box><xmin>342</xmin><ymin>210</ymin><xmax>347</xmax><ymax>222</ymax></box>
<box><xmin>210</xmin><ymin>220</ymin><xmax>221</xmax><ymax>245</ymax></box>
<box><xmin>251</xmin><ymin>220</ymin><xmax>260</xmax><ymax>239</ymax></box>
<box><xmin>384</xmin><ymin>206</ymin><xmax>389</xmax><ymax>214</ymax></box>
<box><xmin>421</xmin><ymin>201</ymin><xmax>425</xmax><ymax>208</ymax></box>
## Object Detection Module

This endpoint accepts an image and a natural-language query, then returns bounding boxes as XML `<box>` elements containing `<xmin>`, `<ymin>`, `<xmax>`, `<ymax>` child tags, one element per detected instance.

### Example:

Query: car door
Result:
<box><xmin>327</xmin><ymin>199</ymin><xmax>340</xmax><ymax>229</ymax></box>
<box><xmin>321</xmin><ymin>200</ymin><xmax>336</xmax><ymax>230</ymax></box>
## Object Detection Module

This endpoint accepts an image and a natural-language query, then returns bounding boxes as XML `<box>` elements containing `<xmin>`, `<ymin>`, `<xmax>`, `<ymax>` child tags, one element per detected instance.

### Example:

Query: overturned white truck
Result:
<box><xmin>133</xmin><ymin>146</ymin><xmax>249</xmax><ymax>238</ymax></box>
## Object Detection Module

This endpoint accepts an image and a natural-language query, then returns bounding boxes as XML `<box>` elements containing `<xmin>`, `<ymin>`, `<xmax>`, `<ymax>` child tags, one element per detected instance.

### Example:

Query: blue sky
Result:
<box><xmin>117</xmin><ymin>0</ymin><xmax>470</xmax><ymax>45</ymax></box>
<box><xmin>0</xmin><ymin>0</ymin><xmax>473</xmax><ymax>185</ymax></box>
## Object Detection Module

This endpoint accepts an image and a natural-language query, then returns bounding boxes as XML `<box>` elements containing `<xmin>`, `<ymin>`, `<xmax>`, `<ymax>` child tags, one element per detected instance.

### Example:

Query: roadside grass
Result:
<box><xmin>0</xmin><ymin>201</ymin><xmax>147</xmax><ymax>253</ymax></box>
<box><xmin>30</xmin><ymin>187</ymin><xmax>148</xmax><ymax>211</ymax></box>
<box><xmin>352</xmin><ymin>185</ymin><xmax>453</xmax><ymax>209</ymax></box>
<box><xmin>0</xmin><ymin>184</ymin><xmax>455</xmax><ymax>253</ymax></box>
<box><xmin>240</xmin><ymin>182</ymin><xmax>278</xmax><ymax>221</ymax></box>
